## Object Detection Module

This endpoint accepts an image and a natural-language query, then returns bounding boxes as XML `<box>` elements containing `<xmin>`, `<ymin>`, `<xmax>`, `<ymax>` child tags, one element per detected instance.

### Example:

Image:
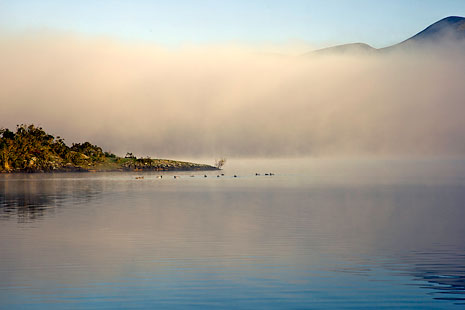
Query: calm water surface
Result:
<box><xmin>1</xmin><ymin>158</ymin><xmax>465</xmax><ymax>309</ymax></box>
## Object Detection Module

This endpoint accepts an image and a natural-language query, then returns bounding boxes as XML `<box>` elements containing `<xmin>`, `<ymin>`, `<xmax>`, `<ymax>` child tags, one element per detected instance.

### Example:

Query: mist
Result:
<box><xmin>1</xmin><ymin>33</ymin><xmax>465</xmax><ymax>158</ymax></box>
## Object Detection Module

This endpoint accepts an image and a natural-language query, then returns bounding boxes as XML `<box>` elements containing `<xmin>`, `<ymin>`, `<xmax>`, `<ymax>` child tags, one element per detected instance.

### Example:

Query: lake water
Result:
<box><xmin>1</xmin><ymin>158</ymin><xmax>465</xmax><ymax>309</ymax></box>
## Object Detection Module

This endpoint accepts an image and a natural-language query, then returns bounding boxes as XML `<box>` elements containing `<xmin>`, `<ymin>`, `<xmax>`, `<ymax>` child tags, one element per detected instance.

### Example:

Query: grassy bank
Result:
<box><xmin>0</xmin><ymin>124</ymin><xmax>217</xmax><ymax>173</ymax></box>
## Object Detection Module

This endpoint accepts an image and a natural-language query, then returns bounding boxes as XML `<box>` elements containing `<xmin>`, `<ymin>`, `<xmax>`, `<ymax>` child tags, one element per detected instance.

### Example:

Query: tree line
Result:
<box><xmin>0</xmin><ymin>124</ymin><xmax>108</xmax><ymax>172</ymax></box>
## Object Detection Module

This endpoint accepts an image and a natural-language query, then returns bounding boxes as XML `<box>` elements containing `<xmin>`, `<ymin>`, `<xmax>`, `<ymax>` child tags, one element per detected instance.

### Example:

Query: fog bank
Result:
<box><xmin>1</xmin><ymin>33</ymin><xmax>465</xmax><ymax>158</ymax></box>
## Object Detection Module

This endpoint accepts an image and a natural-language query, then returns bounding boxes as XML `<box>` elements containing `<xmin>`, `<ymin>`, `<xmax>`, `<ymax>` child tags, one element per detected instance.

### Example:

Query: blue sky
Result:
<box><xmin>1</xmin><ymin>0</ymin><xmax>465</xmax><ymax>48</ymax></box>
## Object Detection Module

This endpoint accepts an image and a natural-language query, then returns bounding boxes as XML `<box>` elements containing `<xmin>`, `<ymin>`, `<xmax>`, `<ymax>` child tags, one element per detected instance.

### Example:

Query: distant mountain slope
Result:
<box><xmin>381</xmin><ymin>16</ymin><xmax>465</xmax><ymax>52</ymax></box>
<box><xmin>310</xmin><ymin>43</ymin><xmax>376</xmax><ymax>55</ymax></box>
<box><xmin>401</xmin><ymin>16</ymin><xmax>465</xmax><ymax>43</ymax></box>
<box><xmin>308</xmin><ymin>16</ymin><xmax>465</xmax><ymax>55</ymax></box>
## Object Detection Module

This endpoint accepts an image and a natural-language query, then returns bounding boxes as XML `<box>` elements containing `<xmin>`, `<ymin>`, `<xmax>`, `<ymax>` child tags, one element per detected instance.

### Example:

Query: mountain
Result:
<box><xmin>398</xmin><ymin>16</ymin><xmax>465</xmax><ymax>44</ymax></box>
<box><xmin>381</xmin><ymin>16</ymin><xmax>465</xmax><ymax>52</ymax></box>
<box><xmin>311</xmin><ymin>43</ymin><xmax>376</xmax><ymax>55</ymax></box>
<box><xmin>308</xmin><ymin>16</ymin><xmax>465</xmax><ymax>55</ymax></box>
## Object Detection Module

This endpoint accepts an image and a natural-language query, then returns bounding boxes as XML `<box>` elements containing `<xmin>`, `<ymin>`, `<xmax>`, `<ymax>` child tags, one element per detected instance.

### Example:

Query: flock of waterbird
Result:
<box><xmin>134</xmin><ymin>172</ymin><xmax>275</xmax><ymax>180</ymax></box>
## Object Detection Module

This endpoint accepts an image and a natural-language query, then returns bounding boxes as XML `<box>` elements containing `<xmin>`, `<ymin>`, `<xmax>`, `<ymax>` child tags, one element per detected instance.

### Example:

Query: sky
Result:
<box><xmin>1</xmin><ymin>0</ymin><xmax>465</xmax><ymax>48</ymax></box>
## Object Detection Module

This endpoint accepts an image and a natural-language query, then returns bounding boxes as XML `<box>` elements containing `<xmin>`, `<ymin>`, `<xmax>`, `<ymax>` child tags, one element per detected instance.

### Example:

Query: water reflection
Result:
<box><xmin>0</xmin><ymin>174</ymin><xmax>103</xmax><ymax>222</ymax></box>
<box><xmin>401</xmin><ymin>251</ymin><xmax>465</xmax><ymax>305</ymax></box>
<box><xmin>1</xmin><ymin>161</ymin><xmax>465</xmax><ymax>309</ymax></box>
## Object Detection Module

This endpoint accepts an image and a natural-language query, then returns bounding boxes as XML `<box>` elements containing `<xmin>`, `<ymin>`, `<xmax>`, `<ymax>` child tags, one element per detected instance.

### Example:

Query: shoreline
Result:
<box><xmin>0</xmin><ymin>125</ymin><xmax>220</xmax><ymax>174</ymax></box>
<box><xmin>0</xmin><ymin>161</ymin><xmax>219</xmax><ymax>174</ymax></box>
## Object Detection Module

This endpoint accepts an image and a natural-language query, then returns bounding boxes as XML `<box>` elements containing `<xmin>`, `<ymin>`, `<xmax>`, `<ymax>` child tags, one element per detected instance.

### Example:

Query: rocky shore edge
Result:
<box><xmin>6</xmin><ymin>160</ymin><xmax>219</xmax><ymax>173</ymax></box>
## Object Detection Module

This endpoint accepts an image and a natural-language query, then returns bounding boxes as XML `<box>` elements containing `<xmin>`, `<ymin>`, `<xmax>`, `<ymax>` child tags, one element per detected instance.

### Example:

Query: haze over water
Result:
<box><xmin>1</xmin><ymin>158</ymin><xmax>465</xmax><ymax>309</ymax></box>
<box><xmin>1</xmin><ymin>33</ymin><xmax>465</xmax><ymax>158</ymax></box>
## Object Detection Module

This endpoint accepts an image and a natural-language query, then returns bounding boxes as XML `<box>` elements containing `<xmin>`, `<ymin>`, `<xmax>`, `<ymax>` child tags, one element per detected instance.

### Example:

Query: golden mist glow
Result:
<box><xmin>1</xmin><ymin>33</ymin><xmax>465</xmax><ymax>157</ymax></box>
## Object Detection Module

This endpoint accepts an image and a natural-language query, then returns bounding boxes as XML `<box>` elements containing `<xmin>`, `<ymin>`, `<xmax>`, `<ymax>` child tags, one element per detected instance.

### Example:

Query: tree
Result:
<box><xmin>215</xmin><ymin>158</ymin><xmax>226</xmax><ymax>169</ymax></box>
<box><xmin>125</xmin><ymin>152</ymin><xmax>135</xmax><ymax>159</ymax></box>
<box><xmin>0</xmin><ymin>128</ymin><xmax>15</xmax><ymax>171</ymax></box>
<box><xmin>0</xmin><ymin>124</ymin><xmax>110</xmax><ymax>172</ymax></box>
